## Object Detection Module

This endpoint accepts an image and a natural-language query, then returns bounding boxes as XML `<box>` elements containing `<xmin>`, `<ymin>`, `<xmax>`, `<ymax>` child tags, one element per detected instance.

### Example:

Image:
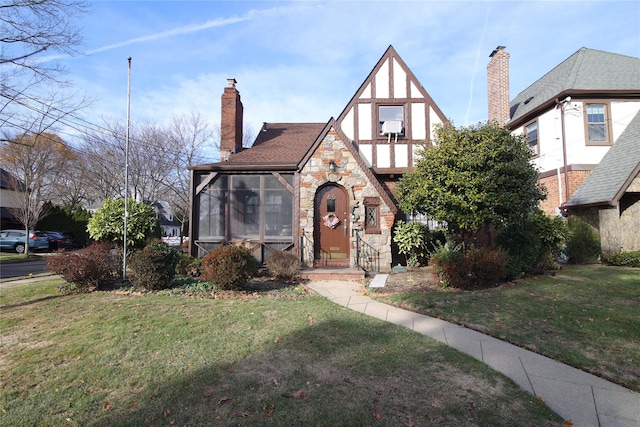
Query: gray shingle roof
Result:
<box><xmin>566</xmin><ymin>111</ymin><xmax>640</xmax><ymax>207</ymax></box>
<box><xmin>509</xmin><ymin>48</ymin><xmax>640</xmax><ymax>125</ymax></box>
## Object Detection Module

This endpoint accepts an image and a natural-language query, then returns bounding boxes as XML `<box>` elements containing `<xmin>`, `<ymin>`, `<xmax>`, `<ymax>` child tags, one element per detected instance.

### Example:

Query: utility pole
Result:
<box><xmin>123</xmin><ymin>57</ymin><xmax>131</xmax><ymax>281</ymax></box>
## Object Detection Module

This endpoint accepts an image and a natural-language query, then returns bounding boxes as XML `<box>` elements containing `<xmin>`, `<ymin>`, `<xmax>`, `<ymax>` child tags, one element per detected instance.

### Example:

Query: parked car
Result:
<box><xmin>44</xmin><ymin>230</ymin><xmax>79</xmax><ymax>249</ymax></box>
<box><xmin>0</xmin><ymin>229</ymin><xmax>50</xmax><ymax>253</ymax></box>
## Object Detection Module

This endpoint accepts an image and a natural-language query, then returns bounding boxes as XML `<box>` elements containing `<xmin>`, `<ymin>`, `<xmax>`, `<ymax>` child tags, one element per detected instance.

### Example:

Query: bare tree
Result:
<box><xmin>1</xmin><ymin>0</ymin><xmax>90</xmax><ymax>144</ymax></box>
<box><xmin>163</xmin><ymin>112</ymin><xmax>216</xmax><ymax>241</ymax></box>
<box><xmin>0</xmin><ymin>131</ymin><xmax>76</xmax><ymax>254</ymax></box>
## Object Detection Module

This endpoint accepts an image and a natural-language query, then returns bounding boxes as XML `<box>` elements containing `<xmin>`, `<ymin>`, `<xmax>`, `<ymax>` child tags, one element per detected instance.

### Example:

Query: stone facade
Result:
<box><xmin>299</xmin><ymin>128</ymin><xmax>393</xmax><ymax>270</ymax></box>
<box><xmin>573</xmin><ymin>175</ymin><xmax>640</xmax><ymax>253</ymax></box>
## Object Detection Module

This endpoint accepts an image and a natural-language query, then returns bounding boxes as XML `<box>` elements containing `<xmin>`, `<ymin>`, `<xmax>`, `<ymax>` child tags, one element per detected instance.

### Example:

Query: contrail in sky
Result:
<box><xmin>464</xmin><ymin>4</ymin><xmax>491</xmax><ymax>126</ymax></box>
<box><xmin>38</xmin><ymin>6</ymin><xmax>294</xmax><ymax>62</ymax></box>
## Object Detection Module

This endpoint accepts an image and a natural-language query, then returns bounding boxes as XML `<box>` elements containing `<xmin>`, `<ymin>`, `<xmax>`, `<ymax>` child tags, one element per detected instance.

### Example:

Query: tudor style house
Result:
<box><xmin>189</xmin><ymin>46</ymin><xmax>447</xmax><ymax>271</ymax></box>
<box><xmin>488</xmin><ymin>46</ymin><xmax>640</xmax><ymax>252</ymax></box>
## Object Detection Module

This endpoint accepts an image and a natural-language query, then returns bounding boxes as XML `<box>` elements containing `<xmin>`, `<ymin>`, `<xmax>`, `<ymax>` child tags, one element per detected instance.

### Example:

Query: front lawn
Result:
<box><xmin>374</xmin><ymin>265</ymin><xmax>640</xmax><ymax>391</ymax></box>
<box><xmin>0</xmin><ymin>279</ymin><xmax>562</xmax><ymax>426</ymax></box>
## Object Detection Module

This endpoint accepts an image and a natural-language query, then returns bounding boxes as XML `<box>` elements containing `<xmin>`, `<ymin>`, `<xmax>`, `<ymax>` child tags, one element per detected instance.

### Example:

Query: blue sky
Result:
<box><xmin>53</xmin><ymin>0</ymin><xmax>639</xmax><ymax>151</ymax></box>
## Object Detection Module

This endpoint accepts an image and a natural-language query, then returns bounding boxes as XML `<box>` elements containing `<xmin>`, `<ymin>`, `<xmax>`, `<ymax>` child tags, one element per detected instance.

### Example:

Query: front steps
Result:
<box><xmin>300</xmin><ymin>267</ymin><xmax>365</xmax><ymax>283</ymax></box>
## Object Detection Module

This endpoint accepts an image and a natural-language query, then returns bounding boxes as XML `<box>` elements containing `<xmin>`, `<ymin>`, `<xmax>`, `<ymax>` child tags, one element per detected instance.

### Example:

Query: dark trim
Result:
<box><xmin>537</xmin><ymin>164</ymin><xmax>597</xmax><ymax>180</ymax></box>
<box><xmin>507</xmin><ymin>90</ymin><xmax>640</xmax><ymax>130</ymax></box>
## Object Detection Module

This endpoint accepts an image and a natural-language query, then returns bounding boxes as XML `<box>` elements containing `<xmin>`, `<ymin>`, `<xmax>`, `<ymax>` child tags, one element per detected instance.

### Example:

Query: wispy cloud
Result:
<box><xmin>36</xmin><ymin>5</ymin><xmax>297</xmax><ymax>62</ymax></box>
<box><xmin>464</xmin><ymin>3</ymin><xmax>491</xmax><ymax>126</ymax></box>
<box><xmin>86</xmin><ymin>6</ymin><xmax>293</xmax><ymax>55</ymax></box>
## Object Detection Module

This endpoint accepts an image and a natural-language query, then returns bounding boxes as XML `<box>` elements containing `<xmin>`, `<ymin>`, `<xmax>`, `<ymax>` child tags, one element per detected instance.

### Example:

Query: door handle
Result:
<box><xmin>344</xmin><ymin>218</ymin><xmax>347</xmax><ymax>236</ymax></box>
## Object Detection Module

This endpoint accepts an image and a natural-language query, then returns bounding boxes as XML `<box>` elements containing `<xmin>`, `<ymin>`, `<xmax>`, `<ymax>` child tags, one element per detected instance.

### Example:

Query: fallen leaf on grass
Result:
<box><xmin>104</xmin><ymin>402</ymin><xmax>113</xmax><ymax>411</ymax></box>
<box><xmin>217</xmin><ymin>396</ymin><xmax>232</xmax><ymax>405</ymax></box>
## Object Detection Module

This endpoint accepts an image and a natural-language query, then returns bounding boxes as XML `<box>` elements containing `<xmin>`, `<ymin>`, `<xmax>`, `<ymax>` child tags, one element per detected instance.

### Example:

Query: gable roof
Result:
<box><xmin>336</xmin><ymin>45</ymin><xmax>448</xmax><ymax>135</ymax></box>
<box><xmin>566</xmin><ymin>111</ymin><xmax>640</xmax><ymax>208</ymax></box>
<box><xmin>300</xmin><ymin>118</ymin><xmax>398</xmax><ymax>214</ymax></box>
<box><xmin>509</xmin><ymin>48</ymin><xmax>640</xmax><ymax>127</ymax></box>
<box><xmin>190</xmin><ymin>123</ymin><xmax>325</xmax><ymax>171</ymax></box>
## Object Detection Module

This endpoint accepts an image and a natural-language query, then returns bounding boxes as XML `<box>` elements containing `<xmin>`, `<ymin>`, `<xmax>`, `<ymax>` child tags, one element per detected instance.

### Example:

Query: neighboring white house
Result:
<box><xmin>488</xmin><ymin>46</ymin><xmax>640</xmax><ymax>251</ymax></box>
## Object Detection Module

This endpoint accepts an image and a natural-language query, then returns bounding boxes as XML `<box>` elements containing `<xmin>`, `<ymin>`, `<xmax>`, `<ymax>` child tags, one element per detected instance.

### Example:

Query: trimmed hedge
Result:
<box><xmin>200</xmin><ymin>244</ymin><xmax>259</xmax><ymax>291</ymax></box>
<box><xmin>128</xmin><ymin>242</ymin><xmax>179</xmax><ymax>290</ymax></box>
<box><xmin>601</xmin><ymin>250</ymin><xmax>640</xmax><ymax>267</ymax></box>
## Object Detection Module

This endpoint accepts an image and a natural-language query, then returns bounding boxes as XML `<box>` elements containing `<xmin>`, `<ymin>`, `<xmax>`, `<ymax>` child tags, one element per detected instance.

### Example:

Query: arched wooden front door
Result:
<box><xmin>314</xmin><ymin>184</ymin><xmax>350</xmax><ymax>267</ymax></box>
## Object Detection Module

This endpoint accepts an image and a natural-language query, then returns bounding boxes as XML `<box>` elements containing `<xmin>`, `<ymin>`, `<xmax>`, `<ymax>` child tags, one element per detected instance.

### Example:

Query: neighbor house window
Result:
<box><xmin>378</xmin><ymin>105</ymin><xmax>404</xmax><ymax>137</ymax></box>
<box><xmin>525</xmin><ymin>120</ymin><xmax>539</xmax><ymax>156</ymax></box>
<box><xmin>364</xmin><ymin>197</ymin><xmax>381</xmax><ymax>234</ymax></box>
<box><xmin>585</xmin><ymin>103</ymin><xmax>610</xmax><ymax>144</ymax></box>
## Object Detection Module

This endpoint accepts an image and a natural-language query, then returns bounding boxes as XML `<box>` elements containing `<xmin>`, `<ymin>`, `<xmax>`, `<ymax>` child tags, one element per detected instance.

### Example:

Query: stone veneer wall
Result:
<box><xmin>572</xmin><ymin>175</ymin><xmax>640</xmax><ymax>252</ymax></box>
<box><xmin>299</xmin><ymin>128</ymin><xmax>394</xmax><ymax>271</ymax></box>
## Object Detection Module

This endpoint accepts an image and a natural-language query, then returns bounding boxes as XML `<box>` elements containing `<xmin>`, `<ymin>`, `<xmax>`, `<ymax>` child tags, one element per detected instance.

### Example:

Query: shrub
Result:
<box><xmin>393</xmin><ymin>220</ymin><xmax>430</xmax><ymax>267</ymax></box>
<box><xmin>602</xmin><ymin>250</ymin><xmax>640</xmax><ymax>267</ymax></box>
<box><xmin>266</xmin><ymin>250</ymin><xmax>301</xmax><ymax>280</ymax></box>
<box><xmin>46</xmin><ymin>242</ymin><xmax>119</xmax><ymax>292</ymax></box>
<box><xmin>429</xmin><ymin>241</ymin><xmax>466</xmax><ymax>288</ymax></box>
<box><xmin>430</xmin><ymin>243</ymin><xmax>507</xmax><ymax>290</ymax></box>
<box><xmin>465</xmin><ymin>247</ymin><xmax>508</xmax><ymax>288</ymax></box>
<box><xmin>176</xmin><ymin>252</ymin><xmax>202</xmax><ymax>277</ymax></box>
<box><xmin>565</xmin><ymin>216</ymin><xmax>601</xmax><ymax>264</ymax></box>
<box><xmin>497</xmin><ymin>209</ymin><xmax>567</xmax><ymax>279</ymax></box>
<box><xmin>200</xmin><ymin>244</ymin><xmax>259</xmax><ymax>291</ymax></box>
<box><xmin>128</xmin><ymin>242</ymin><xmax>179</xmax><ymax>290</ymax></box>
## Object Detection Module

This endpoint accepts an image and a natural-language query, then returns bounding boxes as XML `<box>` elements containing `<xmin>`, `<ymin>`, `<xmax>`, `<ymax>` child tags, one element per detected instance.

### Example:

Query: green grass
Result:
<box><xmin>0</xmin><ymin>279</ymin><xmax>562</xmax><ymax>426</ymax></box>
<box><xmin>376</xmin><ymin>265</ymin><xmax>640</xmax><ymax>391</ymax></box>
<box><xmin>0</xmin><ymin>252</ymin><xmax>43</xmax><ymax>263</ymax></box>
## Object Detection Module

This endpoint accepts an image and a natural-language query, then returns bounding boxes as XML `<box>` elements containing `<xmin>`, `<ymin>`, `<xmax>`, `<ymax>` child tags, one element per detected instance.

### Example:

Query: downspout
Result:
<box><xmin>556</xmin><ymin>97</ymin><xmax>571</xmax><ymax>210</ymax></box>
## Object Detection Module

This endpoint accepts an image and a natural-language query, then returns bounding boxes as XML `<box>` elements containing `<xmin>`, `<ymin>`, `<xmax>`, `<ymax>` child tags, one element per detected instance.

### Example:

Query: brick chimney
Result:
<box><xmin>220</xmin><ymin>78</ymin><xmax>243</xmax><ymax>161</ymax></box>
<box><xmin>487</xmin><ymin>46</ymin><xmax>510</xmax><ymax>125</ymax></box>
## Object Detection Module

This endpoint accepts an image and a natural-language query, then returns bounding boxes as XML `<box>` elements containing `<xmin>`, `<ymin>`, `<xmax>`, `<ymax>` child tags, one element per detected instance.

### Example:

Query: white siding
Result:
<box><xmin>524</xmin><ymin>100</ymin><xmax>640</xmax><ymax>173</ymax></box>
<box><xmin>361</xmin><ymin>83</ymin><xmax>371</xmax><ymax>99</ymax></box>
<box><xmin>411</xmin><ymin>103</ymin><xmax>426</xmax><ymax>140</ymax></box>
<box><xmin>377</xmin><ymin>145</ymin><xmax>391</xmax><ymax>168</ymax></box>
<box><xmin>358</xmin><ymin>103</ymin><xmax>372</xmax><ymax>140</ymax></box>
<box><xmin>342</xmin><ymin>107</ymin><xmax>355</xmax><ymax>140</ymax></box>
<box><xmin>395</xmin><ymin>144</ymin><xmax>408</xmax><ymax>168</ymax></box>
<box><xmin>375</xmin><ymin>59</ymin><xmax>389</xmax><ymax>98</ymax></box>
<box><xmin>360</xmin><ymin>144</ymin><xmax>373</xmax><ymax>166</ymax></box>
<box><xmin>410</xmin><ymin>81</ymin><xmax>420</xmax><ymax>98</ymax></box>
<box><xmin>393</xmin><ymin>60</ymin><xmax>406</xmax><ymax>98</ymax></box>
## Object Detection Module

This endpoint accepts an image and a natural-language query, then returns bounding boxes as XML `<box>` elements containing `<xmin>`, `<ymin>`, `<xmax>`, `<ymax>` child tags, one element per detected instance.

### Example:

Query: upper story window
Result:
<box><xmin>585</xmin><ymin>103</ymin><xmax>610</xmax><ymax>144</ymax></box>
<box><xmin>378</xmin><ymin>105</ymin><xmax>404</xmax><ymax>137</ymax></box>
<box><xmin>525</xmin><ymin>120</ymin><xmax>539</xmax><ymax>156</ymax></box>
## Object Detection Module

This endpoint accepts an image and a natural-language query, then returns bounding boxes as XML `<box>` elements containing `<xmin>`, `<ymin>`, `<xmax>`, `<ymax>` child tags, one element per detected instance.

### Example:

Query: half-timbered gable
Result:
<box><xmin>336</xmin><ymin>46</ymin><xmax>448</xmax><ymax>174</ymax></box>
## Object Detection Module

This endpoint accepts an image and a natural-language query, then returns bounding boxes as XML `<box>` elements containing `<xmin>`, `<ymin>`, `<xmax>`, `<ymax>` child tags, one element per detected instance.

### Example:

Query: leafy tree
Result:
<box><xmin>0</xmin><ymin>132</ymin><xmax>76</xmax><ymax>254</ymax></box>
<box><xmin>87</xmin><ymin>198</ymin><xmax>160</xmax><ymax>248</ymax></box>
<box><xmin>398</xmin><ymin>122</ymin><xmax>546</xmax><ymax>240</ymax></box>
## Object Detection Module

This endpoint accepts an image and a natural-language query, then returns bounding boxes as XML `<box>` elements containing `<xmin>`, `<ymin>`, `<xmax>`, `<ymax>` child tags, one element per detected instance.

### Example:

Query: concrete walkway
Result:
<box><xmin>306</xmin><ymin>279</ymin><xmax>640</xmax><ymax>427</ymax></box>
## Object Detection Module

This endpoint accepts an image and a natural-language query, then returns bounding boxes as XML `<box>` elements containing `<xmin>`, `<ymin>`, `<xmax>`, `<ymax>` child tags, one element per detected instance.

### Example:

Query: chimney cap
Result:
<box><xmin>227</xmin><ymin>78</ymin><xmax>237</xmax><ymax>88</ymax></box>
<box><xmin>489</xmin><ymin>46</ymin><xmax>507</xmax><ymax>57</ymax></box>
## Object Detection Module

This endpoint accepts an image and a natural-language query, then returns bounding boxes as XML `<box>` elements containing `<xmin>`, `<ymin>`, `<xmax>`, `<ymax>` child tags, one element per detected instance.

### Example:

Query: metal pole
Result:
<box><xmin>123</xmin><ymin>57</ymin><xmax>131</xmax><ymax>281</ymax></box>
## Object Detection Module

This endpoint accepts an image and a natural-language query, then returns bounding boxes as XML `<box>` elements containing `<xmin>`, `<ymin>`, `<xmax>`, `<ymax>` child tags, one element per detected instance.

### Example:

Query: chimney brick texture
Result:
<box><xmin>220</xmin><ymin>78</ymin><xmax>243</xmax><ymax>161</ymax></box>
<box><xmin>487</xmin><ymin>46</ymin><xmax>510</xmax><ymax>125</ymax></box>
